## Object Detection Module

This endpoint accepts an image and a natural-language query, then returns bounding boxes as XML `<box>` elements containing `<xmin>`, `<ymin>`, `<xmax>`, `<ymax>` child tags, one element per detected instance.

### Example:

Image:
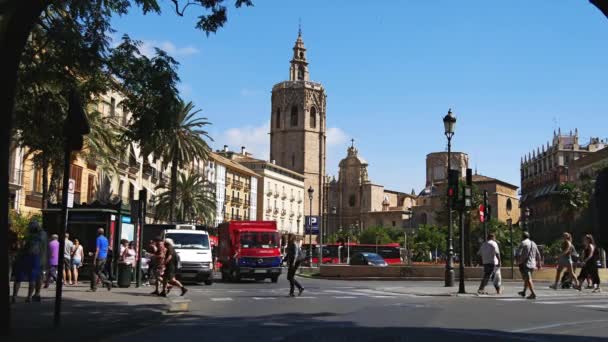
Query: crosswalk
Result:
<box><xmin>194</xmin><ymin>287</ymin><xmax>416</xmax><ymax>302</ymax></box>
<box><xmin>486</xmin><ymin>292</ymin><xmax>608</xmax><ymax>311</ymax></box>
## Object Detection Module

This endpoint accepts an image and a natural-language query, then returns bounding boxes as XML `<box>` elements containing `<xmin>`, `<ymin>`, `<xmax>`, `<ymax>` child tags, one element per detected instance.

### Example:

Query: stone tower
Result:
<box><xmin>270</xmin><ymin>30</ymin><xmax>327</xmax><ymax>218</ymax></box>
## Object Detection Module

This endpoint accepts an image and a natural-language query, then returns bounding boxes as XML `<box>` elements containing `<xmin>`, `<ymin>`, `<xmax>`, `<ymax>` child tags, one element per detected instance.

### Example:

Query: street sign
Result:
<box><xmin>479</xmin><ymin>204</ymin><xmax>485</xmax><ymax>222</ymax></box>
<box><xmin>304</xmin><ymin>215</ymin><xmax>320</xmax><ymax>235</ymax></box>
<box><xmin>67</xmin><ymin>178</ymin><xmax>75</xmax><ymax>208</ymax></box>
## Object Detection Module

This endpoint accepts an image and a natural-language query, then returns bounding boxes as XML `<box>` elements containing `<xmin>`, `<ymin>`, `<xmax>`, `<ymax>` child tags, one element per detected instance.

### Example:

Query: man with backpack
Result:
<box><xmin>285</xmin><ymin>233</ymin><xmax>304</xmax><ymax>297</ymax></box>
<box><xmin>516</xmin><ymin>231</ymin><xmax>542</xmax><ymax>299</ymax></box>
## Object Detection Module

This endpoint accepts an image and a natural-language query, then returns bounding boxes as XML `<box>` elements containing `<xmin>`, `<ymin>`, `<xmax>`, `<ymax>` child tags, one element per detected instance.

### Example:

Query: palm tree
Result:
<box><xmin>154</xmin><ymin>173</ymin><xmax>216</xmax><ymax>224</ymax></box>
<box><xmin>81</xmin><ymin>108</ymin><xmax>125</xmax><ymax>174</ymax></box>
<box><xmin>157</xmin><ymin>100</ymin><xmax>212</xmax><ymax>221</ymax></box>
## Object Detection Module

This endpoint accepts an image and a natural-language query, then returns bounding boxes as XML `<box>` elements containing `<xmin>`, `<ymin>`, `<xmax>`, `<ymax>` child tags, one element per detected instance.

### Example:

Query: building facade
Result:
<box><xmin>269</xmin><ymin>31</ymin><xmax>326</xmax><ymax>220</ymax></box>
<box><xmin>237</xmin><ymin>157</ymin><xmax>305</xmax><ymax>237</ymax></box>
<box><xmin>520</xmin><ymin>129</ymin><xmax>606</xmax><ymax>226</ymax></box>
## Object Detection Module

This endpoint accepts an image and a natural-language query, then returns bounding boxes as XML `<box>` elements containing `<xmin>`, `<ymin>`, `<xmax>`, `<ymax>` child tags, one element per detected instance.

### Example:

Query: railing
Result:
<box><xmin>243</xmin><ymin>200</ymin><xmax>250</xmax><ymax>208</ymax></box>
<box><xmin>273</xmin><ymin>191</ymin><xmax>280</xmax><ymax>198</ymax></box>
<box><xmin>273</xmin><ymin>208</ymin><xmax>279</xmax><ymax>216</ymax></box>
<box><xmin>289</xmin><ymin>211</ymin><xmax>295</xmax><ymax>218</ymax></box>
<box><xmin>225</xmin><ymin>195</ymin><xmax>231</xmax><ymax>203</ymax></box>
<box><xmin>297</xmin><ymin>197</ymin><xmax>302</xmax><ymax>204</ymax></box>
<box><xmin>233</xmin><ymin>180</ymin><xmax>243</xmax><ymax>190</ymax></box>
<box><xmin>290</xmin><ymin>195</ymin><xmax>295</xmax><ymax>202</ymax></box>
<box><xmin>232</xmin><ymin>198</ymin><xmax>243</xmax><ymax>206</ymax></box>
<box><xmin>281</xmin><ymin>209</ymin><xmax>287</xmax><ymax>217</ymax></box>
<box><xmin>225</xmin><ymin>178</ymin><xmax>232</xmax><ymax>186</ymax></box>
<box><xmin>266</xmin><ymin>208</ymin><xmax>273</xmax><ymax>213</ymax></box>
<box><xmin>243</xmin><ymin>185</ymin><xmax>250</xmax><ymax>192</ymax></box>
<box><xmin>281</xmin><ymin>193</ymin><xmax>287</xmax><ymax>200</ymax></box>
<box><xmin>266</xmin><ymin>190</ymin><xmax>273</xmax><ymax>197</ymax></box>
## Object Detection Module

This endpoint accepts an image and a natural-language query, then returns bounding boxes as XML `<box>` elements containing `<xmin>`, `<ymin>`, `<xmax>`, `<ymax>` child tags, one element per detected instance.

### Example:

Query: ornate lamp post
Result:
<box><xmin>307</xmin><ymin>186</ymin><xmax>314</xmax><ymax>266</ymax></box>
<box><xmin>443</xmin><ymin>108</ymin><xmax>456</xmax><ymax>287</ymax></box>
<box><xmin>524</xmin><ymin>207</ymin><xmax>531</xmax><ymax>232</ymax></box>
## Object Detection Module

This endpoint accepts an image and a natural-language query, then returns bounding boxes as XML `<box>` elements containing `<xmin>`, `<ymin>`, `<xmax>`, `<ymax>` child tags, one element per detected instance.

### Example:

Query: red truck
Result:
<box><xmin>218</xmin><ymin>221</ymin><xmax>283</xmax><ymax>283</ymax></box>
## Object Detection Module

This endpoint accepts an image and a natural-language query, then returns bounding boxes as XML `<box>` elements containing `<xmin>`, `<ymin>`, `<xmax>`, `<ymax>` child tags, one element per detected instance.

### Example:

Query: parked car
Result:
<box><xmin>349</xmin><ymin>252</ymin><xmax>388</xmax><ymax>266</ymax></box>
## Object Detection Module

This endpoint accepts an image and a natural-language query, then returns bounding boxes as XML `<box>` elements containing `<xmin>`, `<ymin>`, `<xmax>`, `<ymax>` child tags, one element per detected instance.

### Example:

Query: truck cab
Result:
<box><xmin>218</xmin><ymin>221</ymin><xmax>282</xmax><ymax>283</ymax></box>
<box><xmin>165</xmin><ymin>225</ymin><xmax>214</xmax><ymax>285</ymax></box>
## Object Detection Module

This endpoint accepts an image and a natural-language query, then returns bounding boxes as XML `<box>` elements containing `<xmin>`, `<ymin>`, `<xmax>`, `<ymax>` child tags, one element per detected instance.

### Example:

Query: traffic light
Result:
<box><xmin>483</xmin><ymin>190</ymin><xmax>491</xmax><ymax>220</ymax></box>
<box><xmin>447</xmin><ymin>169</ymin><xmax>460</xmax><ymax>200</ymax></box>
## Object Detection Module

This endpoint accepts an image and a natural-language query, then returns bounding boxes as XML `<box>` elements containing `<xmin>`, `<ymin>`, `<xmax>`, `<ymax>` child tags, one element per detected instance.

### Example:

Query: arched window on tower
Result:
<box><xmin>290</xmin><ymin>106</ymin><xmax>298</xmax><ymax>127</ymax></box>
<box><xmin>276</xmin><ymin>108</ymin><xmax>281</xmax><ymax>129</ymax></box>
<box><xmin>298</xmin><ymin>65</ymin><xmax>304</xmax><ymax>80</ymax></box>
<box><xmin>310</xmin><ymin>107</ymin><xmax>317</xmax><ymax>128</ymax></box>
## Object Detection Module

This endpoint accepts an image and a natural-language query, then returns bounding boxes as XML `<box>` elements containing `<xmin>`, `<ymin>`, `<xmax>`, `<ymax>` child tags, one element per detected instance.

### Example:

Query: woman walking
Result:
<box><xmin>575</xmin><ymin>234</ymin><xmax>601</xmax><ymax>293</ymax></box>
<box><xmin>550</xmin><ymin>233</ymin><xmax>579</xmax><ymax>290</ymax></box>
<box><xmin>71</xmin><ymin>238</ymin><xmax>84</xmax><ymax>285</ymax></box>
<box><xmin>161</xmin><ymin>239</ymin><xmax>187</xmax><ymax>297</ymax></box>
<box><xmin>285</xmin><ymin>234</ymin><xmax>304</xmax><ymax>297</ymax></box>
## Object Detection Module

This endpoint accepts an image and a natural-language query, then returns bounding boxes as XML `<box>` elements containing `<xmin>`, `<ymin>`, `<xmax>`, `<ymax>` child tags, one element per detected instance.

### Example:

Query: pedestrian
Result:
<box><xmin>150</xmin><ymin>237</ymin><xmax>166</xmax><ymax>296</ymax></box>
<box><xmin>161</xmin><ymin>239</ymin><xmax>187</xmax><ymax>297</ymax></box>
<box><xmin>477</xmin><ymin>233</ymin><xmax>501</xmax><ymax>295</ymax></box>
<box><xmin>44</xmin><ymin>234</ymin><xmax>59</xmax><ymax>288</ymax></box>
<box><xmin>63</xmin><ymin>232</ymin><xmax>74</xmax><ymax>285</ymax></box>
<box><xmin>146</xmin><ymin>240</ymin><xmax>157</xmax><ymax>286</ymax></box>
<box><xmin>90</xmin><ymin>228</ymin><xmax>112</xmax><ymax>291</ymax></box>
<box><xmin>8</xmin><ymin>220</ymin><xmax>19</xmax><ymax>281</ymax></box>
<box><xmin>575</xmin><ymin>234</ymin><xmax>601</xmax><ymax>293</ymax></box>
<box><xmin>11</xmin><ymin>220</ymin><xmax>45</xmax><ymax>303</ymax></box>
<box><xmin>550</xmin><ymin>232</ymin><xmax>579</xmax><ymax>290</ymax></box>
<box><xmin>285</xmin><ymin>233</ymin><xmax>304</xmax><ymax>297</ymax></box>
<box><xmin>71</xmin><ymin>238</ymin><xmax>84</xmax><ymax>285</ymax></box>
<box><xmin>516</xmin><ymin>231</ymin><xmax>542</xmax><ymax>299</ymax></box>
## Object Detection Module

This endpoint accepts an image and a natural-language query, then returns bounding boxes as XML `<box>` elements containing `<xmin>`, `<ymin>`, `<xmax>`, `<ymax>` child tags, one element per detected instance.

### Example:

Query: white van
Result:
<box><xmin>164</xmin><ymin>225</ymin><xmax>213</xmax><ymax>285</ymax></box>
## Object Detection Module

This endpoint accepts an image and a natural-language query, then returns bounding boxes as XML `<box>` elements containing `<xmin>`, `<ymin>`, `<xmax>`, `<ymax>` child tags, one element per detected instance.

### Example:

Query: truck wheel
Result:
<box><xmin>271</xmin><ymin>276</ymin><xmax>279</xmax><ymax>283</ymax></box>
<box><xmin>204</xmin><ymin>279</ymin><xmax>213</xmax><ymax>286</ymax></box>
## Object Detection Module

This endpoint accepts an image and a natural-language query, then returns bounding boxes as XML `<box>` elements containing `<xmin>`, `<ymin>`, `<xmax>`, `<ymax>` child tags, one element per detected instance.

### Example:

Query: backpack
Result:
<box><xmin>296</xmin><ymin>245</ymin><xmax>306</xmax><ymax>262</ymax></box>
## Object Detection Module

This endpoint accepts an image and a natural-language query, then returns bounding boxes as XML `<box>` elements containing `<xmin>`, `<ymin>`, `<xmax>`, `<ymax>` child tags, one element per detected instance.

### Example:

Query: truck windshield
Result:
<box><xmin>165</xmin><ymin>233</ymin><xmax>210</xmax><ymax>249</ymax></box>
<box><xmin>240</xmin><ymin>231</ymin><xmax>279</xmax><ymax>249</ymax></box>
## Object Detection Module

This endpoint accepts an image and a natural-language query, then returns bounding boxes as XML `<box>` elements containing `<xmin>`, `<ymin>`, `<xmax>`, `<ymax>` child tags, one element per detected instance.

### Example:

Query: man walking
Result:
<box><xmin>64</xmin><ymin>232</ymin><xmax>74</xmax><ymax>285</ymax></box>
<box><xmin>516</xmin><ymin>231</ymin><xmax>542</xmax><ymax>299</ymax></box>
<box><xmin>477</xmin><ymin>233</ymin><xmax>501</xmax><ymax>295</ymax></box>
<box><xmin>44</xmin><ymin>234</ymin><xmax>59</xmax><ymax>288</ymax></box>
<box><xmin>285</xmin><ymin>234</ymin><xmax>304</xmax><ymax>297</ymax></box>
<box><xmin>90</xmin><ymin>228</ymin><xmax>112</xmax><ymax>291</ymax></box>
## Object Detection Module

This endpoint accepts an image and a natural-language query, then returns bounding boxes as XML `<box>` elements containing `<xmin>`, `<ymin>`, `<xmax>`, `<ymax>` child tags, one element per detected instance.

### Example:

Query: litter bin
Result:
<box><xmin>117</xmin><ymin>263</ymin><xmax>132</xmax><ymax>288</ymax></box>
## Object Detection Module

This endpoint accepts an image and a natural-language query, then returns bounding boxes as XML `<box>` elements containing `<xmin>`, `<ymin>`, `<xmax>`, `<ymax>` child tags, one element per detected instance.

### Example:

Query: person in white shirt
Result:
<box><xmin>477</xmin><ymin>233</ymin><xmax>501</xmax><ymax>295</ymax></box>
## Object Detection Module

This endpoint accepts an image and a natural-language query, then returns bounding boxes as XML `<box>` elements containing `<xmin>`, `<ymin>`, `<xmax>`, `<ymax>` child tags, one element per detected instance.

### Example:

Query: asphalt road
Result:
<box><xmin>110</xmin><ymin>276</ymin><xmax>608</xmax><ymax>342</ymax></box>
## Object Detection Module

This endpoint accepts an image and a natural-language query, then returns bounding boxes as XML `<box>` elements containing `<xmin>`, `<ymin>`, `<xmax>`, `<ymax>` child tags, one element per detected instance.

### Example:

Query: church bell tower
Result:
<box><xmin>270</xmin><ymin>29</ymin><xmax>327</xmax><ymax>219</ymax></box>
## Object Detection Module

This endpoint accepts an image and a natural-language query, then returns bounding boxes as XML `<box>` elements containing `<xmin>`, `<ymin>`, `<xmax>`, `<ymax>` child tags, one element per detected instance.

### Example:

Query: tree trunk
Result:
<box><xmin>1</xmin><ymin>1</ymin><xmax>51</xmax><ymax>336</ymax></box>
<box><xmin>169</xmin><ymin>155</ymin><xmax>178</xmax><ymax>222</ymax></box>
<box><xmin>41</xmin><ymin>157</ymin><xmax>49</xmax><ymax>209</ymax></box>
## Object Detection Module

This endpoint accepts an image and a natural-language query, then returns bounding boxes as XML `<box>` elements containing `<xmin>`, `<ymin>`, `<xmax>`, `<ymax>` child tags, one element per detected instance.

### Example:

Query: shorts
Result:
<box><xmin>15</xmin><ymin>254</ymin><xmax>41</xmax><ymax>282</ymax></box>
<box><xmin>63</xmin><ymin>258</ymin><xmax>71</xmax><ymax>269</ymax></box>
<box><xmin>72</xmin><ymin>259</ymin><xmax>82</xmax><ymax>268</ymax></box>
<box><xmin>519</xmin><ymin>264</ymin><xmax>534</xmax><ymax>281</ymax></box>
<box><xmin>558</xmin><ymin>256</ymin><xmax>572</xmax><ymax>268</ymax></box>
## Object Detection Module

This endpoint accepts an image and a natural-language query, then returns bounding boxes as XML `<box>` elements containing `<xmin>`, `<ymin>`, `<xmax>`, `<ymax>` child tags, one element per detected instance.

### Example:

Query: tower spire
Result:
<box><xmin>298</xmin><ymin>18</ymin><xmax>302</xmax><ymax>37</ymax></box>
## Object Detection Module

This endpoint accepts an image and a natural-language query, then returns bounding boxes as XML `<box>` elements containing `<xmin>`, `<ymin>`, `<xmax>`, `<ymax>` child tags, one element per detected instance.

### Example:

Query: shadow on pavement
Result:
<box><xmin>8</xmin><ymin>296</ymin><xmax>167</xmax><ymax>342</ymax></box>
<box><xmin>109</xmin><ymin>312</ymin><xmax>608</xmax><ymax>342</ymax></box>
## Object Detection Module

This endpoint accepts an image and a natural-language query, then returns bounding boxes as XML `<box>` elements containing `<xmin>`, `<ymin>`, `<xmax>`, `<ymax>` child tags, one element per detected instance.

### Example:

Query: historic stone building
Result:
<box><xmin>325</xmin><ymin>142</ymin><xmax>417</xmax><ymax>236</ymax></box>
<box><xmin>520</xmin><ymin>129</ymin><xmax>606</xmax><ymax>227</ymax></box>
<box><xmin>269</xmin><ymin>30</ymin><xmax>326</xmax><ymax>220</ymax></box>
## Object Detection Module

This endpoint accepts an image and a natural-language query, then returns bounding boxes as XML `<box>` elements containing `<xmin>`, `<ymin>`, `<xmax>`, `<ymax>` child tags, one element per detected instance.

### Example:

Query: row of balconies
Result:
<box><xmin>224</xmin><ymin>196</ymin><xmax>251</xmax><ymax>208</ymax></box>
<box><xmin>265</xmin><ymin>190</ymin><xmax>302</xmax><ymax>203</ymax></box>
<box><xmin>264</xmin><ymin>207</ymin><xmax>302</xmax><ymax>218</ymax></box>
<box><xmin>224</xmin><ymin>214</ymin><xmax>248</xmax><ymax>221</ymax></box>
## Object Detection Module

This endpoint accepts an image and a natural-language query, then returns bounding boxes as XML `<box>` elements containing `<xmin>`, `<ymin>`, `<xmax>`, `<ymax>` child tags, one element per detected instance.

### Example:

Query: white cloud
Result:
<box><xmin>139</xmin><ymin>40</ymin><xmax>200</xmax><ymax>58</ymax></box>
<box><xmin>218</xmin><ymin>122</ymin><xmax>270</xmax><ymax>159</ymax></box>
<box><xmin>327</xmin><ymin>127</ymin><xmax>348</xmax><ymax>146</ymax></box>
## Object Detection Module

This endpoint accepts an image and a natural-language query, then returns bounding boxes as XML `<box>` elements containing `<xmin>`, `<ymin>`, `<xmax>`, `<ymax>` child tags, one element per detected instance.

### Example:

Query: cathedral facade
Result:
<box><xmin>269</xmin><ymin>31</ymin><xmax>326</xmax><ymax>219</ymax></box>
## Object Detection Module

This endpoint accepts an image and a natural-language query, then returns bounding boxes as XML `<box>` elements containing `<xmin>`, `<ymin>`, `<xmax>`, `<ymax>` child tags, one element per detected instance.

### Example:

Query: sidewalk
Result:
<box><xmin>8</xmin><ymin>282</ymin><xmax>169</xmax><ymax>342</ymax></box>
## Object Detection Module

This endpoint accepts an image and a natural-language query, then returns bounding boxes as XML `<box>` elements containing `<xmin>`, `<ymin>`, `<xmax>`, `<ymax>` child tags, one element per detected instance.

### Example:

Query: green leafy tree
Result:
<box><xmin>555</xmin><ymin>183</ymin><xmax>590</xmax><ymax>224</ymax></box>
<box><xmin>154</xmin><ymin>173</ymin><xmax>216</xmax><ymax>224</ymax></box>
<box><xmin>412</xmin><ymin>225</ymin><xmax>446</xmax><ymax>262</ymax></box>
<box><xmin>155</xmin><ymin>101</ymin><xmax>212</xmax><ymax>221</ymax></box>
<box><xmin>358</xmin><ymin>226</ymin><xmax>392</xmax><ymax>245</ymax></box>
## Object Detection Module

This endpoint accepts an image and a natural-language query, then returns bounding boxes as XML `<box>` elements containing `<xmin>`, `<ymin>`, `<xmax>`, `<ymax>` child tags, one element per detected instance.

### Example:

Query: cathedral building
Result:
<box><xmin>269</xmin><ymin>30</ymin><xmax>326</xmax><ymax>221</ymax></box>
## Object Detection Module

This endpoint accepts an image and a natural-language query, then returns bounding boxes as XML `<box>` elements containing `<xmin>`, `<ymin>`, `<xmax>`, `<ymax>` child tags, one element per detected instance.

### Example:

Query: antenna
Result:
<box><xmin>298</xmin><ymin>18</ymin><xmax>302</xmax><ymax>37</ymax></box>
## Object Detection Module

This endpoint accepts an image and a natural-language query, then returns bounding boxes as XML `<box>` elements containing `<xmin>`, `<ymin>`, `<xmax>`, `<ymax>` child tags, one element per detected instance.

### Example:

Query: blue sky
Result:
<box><xmin>111</xmin><ymin>1</ymin><xmax>608</xmax><ymax>193</ymax></box>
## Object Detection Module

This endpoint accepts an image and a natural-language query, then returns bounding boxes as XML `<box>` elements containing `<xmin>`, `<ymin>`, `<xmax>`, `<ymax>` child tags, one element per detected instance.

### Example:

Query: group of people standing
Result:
<box><xmin>477</xmin><ymin>231</ymin><xmax>602</xmax><ymax>299</ymax></box>
<box><xmin>147</xmin><ymin>237</ymin><xmax>187</xmax><ymax>297</ymax></box>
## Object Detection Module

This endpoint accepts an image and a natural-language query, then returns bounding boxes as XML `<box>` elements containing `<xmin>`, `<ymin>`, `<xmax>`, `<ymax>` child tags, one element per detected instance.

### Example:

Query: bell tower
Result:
<box><xmin>270</xmin><ymin>29</ymin><xmax>327</xmax><ymax>219</ymax></box>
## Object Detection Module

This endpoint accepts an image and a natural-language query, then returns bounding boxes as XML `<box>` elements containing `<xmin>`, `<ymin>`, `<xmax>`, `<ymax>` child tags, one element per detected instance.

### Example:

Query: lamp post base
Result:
<box><xmin>445</xmin><ymin>269</ymin><xmax>455</xmax><ymax>287</ymax></box>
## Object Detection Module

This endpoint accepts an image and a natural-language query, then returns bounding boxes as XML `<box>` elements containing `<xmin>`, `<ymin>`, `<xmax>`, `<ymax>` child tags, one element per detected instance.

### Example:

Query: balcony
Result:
<box><xmin>266</xmin><ymin>208</ymin><xmax>273</xmax><ymax>214</ymax></box>
<box><xmin>297</xmin><ymin>213</ymin><xmax>302</xmax><ymax>219</ymax></box>
<box><xmin>243</xmin><ymin>200</ymin><xmax>250</xmax><ymax>208</ymax></box>
<box><xmin>232</xmin><ymin>198</ymin><xmax>243</xmax><ymax>206</ymax></box>
<box><xmin>281</xmin><ymin>193</ymin><xmax>287</xmax><ymax>200</ymax></box>
<box><xmin>118</xmin><ymin>159</ymin><xmax>129</xmax><ymax>171</ymax></box>
<box><xmin>273</xmin><ymin>208</ymin><xmax>279</xmax><ymax>216</ymax></box>
<box><xmin>225</xmin><ymin>195</ymin><xmax>231</xmax><ymax>203</ymax></box>
<box><xmin>273</xmin><ymin>191</ymin><xmax>280</xmax><ymax>198</ymax></box>
<box><xmin>233</xmin><ymin>180</ymin><xmax>243</xmax><ymax>190</ymax></box>
<box><xmin>243</xmin><ymin>185</ymin><xmax>250</xmax><ymax>192</ymax></box>
<box><xmin>234</xmin><ymin>215</ymin><xmax>242</xmax><ymax>221</ymax></box>
<box><xmin>266</xmin><ymin>190</ymin><xmax>273</xmax><ymax>197</ymax></box>
<box><xmin>290</xmin><ymin>195</ymin><xmax>295</xmax><ymax>202</ymax></box>
<box><xmin>290</xmin><ymin>211</ymin><xmax>295</xmax><ymax>218</ymax></box>
<box><xmin>225</xmin><ymin>178</ymin><xmax>232</xmax><ymax>186</ymax></box>
<box><xmin>280</xmin><ymin>209</ymin><xmax>287</xmax><ymax>217</ymax></box>
<box><xmin>128</xmin><ymin>161</ymin><xmax>141</xmax><ymax>175</ymax></box>
<box><xmin>297</xmin><ymin>197</ymin><xmax>302</xmax><ymax>204</ymax></box>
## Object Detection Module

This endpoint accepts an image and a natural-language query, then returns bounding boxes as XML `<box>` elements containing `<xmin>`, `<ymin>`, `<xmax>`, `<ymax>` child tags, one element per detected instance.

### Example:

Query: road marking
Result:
<box><xmin>322</xmin><ymin>290</ymin><xmax>366</xmax><ymax>296</ymax></box>
<box><xmin>511</xmin><ymin>319</ymin><xmax>608</xmax><ymax>333</ymax></box>
<box><xmin>536</xmin><ymin>300</ymin><xmax>608</xmax><ymax>305</ymax></box>
<box><xmin>371</xmin><ymin>295</ymin><xmax>397</xmax><ymax>298</ymax></box>
<box><xmin>578</xmin><ymin>304</ymin><xmax>608</xmax><ymax>309</ymax></box>
<box><xmin>334</xmin><ymin>296</ymin><xmax>357</xmax><ymax>299</ymax></box>
<box><xmin>210</xmin><ymin>297</ymin><xmax>233</xmax><ymax>302</ymax></box>
<box><xmin>296</xmin><ymin>296</ymin><xmax>316</xmax><ymax>299</ymax></box>
<box><xmin>227</xmin><ymin>290</ymin><xmax>245</xmax><ymax>293</ymax></box>
<box><xmin>253</xmin><ymin>297</ymin><xmax>276</xmax><ymax>300</ymax></box>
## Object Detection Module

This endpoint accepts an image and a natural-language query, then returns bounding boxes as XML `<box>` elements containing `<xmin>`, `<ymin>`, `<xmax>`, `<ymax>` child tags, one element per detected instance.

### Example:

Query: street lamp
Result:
<box><xmin>405</xmin><ymin>207</ymin><xmax>413</xmax><ymax>264</ymax></box>
<box><xmin>524</xmin><ymin>207</ymin><xmax>531</xmax><ymax>232</ymax></box>
<box><xmin>307</xmin><ymin>186</ymin><xmax>314</xmax><ymax>266</ymax></box>
<box><xmin>443</xmin><ymin>108</ymin><xmax>456</xmax><ymax>287</ymax></box>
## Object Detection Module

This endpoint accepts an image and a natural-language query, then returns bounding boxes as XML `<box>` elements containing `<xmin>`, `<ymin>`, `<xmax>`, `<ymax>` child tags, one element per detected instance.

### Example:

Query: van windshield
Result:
<box><xmin>166</xmin><ymin>233</ymin><xmax>210</xmax><ymax>250</ymax></box>
<box><xmin>240</xmin><ymin>231</ymin><xmax>279</xmax><ymax>249</ymax></box>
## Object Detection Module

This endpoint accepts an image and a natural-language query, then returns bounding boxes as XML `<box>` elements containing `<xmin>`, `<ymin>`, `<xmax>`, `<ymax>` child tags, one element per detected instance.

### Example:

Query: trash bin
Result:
<box><xmin>117</xmin><ymin>263</ymin><xmax>132</xmax><ymax>288</ymax></box>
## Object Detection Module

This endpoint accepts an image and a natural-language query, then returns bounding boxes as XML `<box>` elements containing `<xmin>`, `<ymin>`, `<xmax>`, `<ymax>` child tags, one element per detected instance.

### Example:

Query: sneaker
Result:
<box><xmin>289</xmin><ymin>293</ymin><xmax>295</xmax><ymax>297</ymax></box>
<box><xmin>592</xmin><ymin>287</ymin><xmax>601</xmax><ymax>293</ymax></box>
<box><xmin>150</xmin><ymin>290</ymin><xmax>160</xmax><ymax>296</ymax></box>
<box><xmin>477</xmin><ymin>289</ymin><xmax>487</xmax><ymax>295</ymax></box>
<box><xmin>298</xmin><ymin>288</ymin><xmax>304</xmax><ymax>296</ymax></box>
<box><xmin>549</xmin><ymin>284</ymin><xmax>557</xmax><ymax>290</ymax></box>
<box><xmin>518</xmin><ymin>291</ymin><xmax>526</xmax><ymax>297</ymax></box>
<box><xmin>180</xmin><ymin>288</ymin><xmax>188</xmax><ymax>297</ymax></box>
<box><xmin>526</xmin><ymin>294</ymin><xmax>537</xmax><ymax>300</ymax></box>
<box><xmin>159</xmin><ymin>291</ymin><xmax>167</xmax><ymax>297</ymax></box>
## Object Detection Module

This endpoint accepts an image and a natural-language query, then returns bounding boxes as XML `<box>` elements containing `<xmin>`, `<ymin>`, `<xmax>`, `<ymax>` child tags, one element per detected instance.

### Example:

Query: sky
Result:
<box><xmin>110</xmin><ymin>1</ymin><xmax>608</xmax><ymax>194</ymax></box>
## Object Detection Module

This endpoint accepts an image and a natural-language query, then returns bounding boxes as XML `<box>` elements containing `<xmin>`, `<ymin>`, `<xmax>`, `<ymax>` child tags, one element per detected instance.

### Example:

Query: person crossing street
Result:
<box><xmin>285</xmin><ymin>234</ymin><xmax>304</xmax><ymax>297</ymax></box>
<box><xmin>516</xmin><ymin>231</ymin><xmax>542</xmax><ymax>300</ymax></box>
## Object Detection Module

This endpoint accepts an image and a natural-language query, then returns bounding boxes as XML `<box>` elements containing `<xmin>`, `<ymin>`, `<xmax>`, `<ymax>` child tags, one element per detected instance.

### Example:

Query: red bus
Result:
<box><xmin>301</xmin><ymin>243</ymin><xmax>402</xmax><ymax>265</ymax></box>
